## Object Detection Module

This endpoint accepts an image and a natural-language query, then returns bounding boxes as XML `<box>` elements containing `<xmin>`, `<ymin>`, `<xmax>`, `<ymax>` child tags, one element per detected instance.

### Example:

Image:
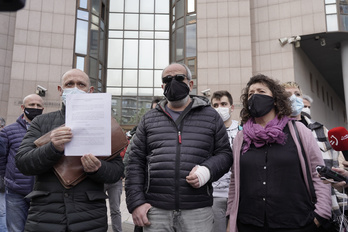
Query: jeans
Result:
<box><xmin>0</xmin><ymin>192</ymin><xmax>6</xmax><ymax>232</ymax></box>
<box><xmin>212</xmin><ymin>197</ymin><xmax>228</xmax><ymax>232</ymax></box>
<box><xmin>144</xmin><ymin>206</ymin><xmax>214</xmax><ymax>232</ymax></box>
<box><xmin>5</xmin><ymin>188</ymin><xmax>29</xmax><ymax>232</ymax></box>
<box><xmin>105</xmin><ymin>179</ymin><xmax>123</xmax><ymax>232</ymax></box>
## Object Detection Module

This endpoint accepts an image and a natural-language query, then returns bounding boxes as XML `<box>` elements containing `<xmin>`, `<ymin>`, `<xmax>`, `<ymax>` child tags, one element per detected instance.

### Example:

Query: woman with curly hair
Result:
<box><xmin>226</xmin><ymin>74</ymin><xmax>331</xmax><ymax>232</ymax></box>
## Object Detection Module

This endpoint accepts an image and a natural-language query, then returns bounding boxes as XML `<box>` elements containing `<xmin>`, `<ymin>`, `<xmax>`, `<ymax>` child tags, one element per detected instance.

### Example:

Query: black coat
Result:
<box><xmin>16</xmin><ymin>106</ymin><xmax>124</xmax><ymax>232</ymax></box>
<box><xmin>125</xmin><ymin>96</ymin><xmax>233</xmax><ymax>213</ymax></box>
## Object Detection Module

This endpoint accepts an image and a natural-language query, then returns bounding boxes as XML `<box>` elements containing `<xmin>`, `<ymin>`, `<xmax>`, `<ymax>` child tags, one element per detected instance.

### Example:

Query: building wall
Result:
<box><xmin>4</xmin><ymin>0</ymin><xmax>76</xmax><ymax>124</ymax></box>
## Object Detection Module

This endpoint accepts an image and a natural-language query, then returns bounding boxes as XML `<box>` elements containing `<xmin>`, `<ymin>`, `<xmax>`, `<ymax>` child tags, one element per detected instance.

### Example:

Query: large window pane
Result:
<box><xmin>341</xmin><ymin>15</ymin><xmax>348</xmax><ymax>31</ymax></box>
<box><xmin>91</xmin><ymin>0</ymin><xmax>100</xmax><ymax>16</ymax></box>
<box><xmin>176</xmin><ymin>0</ymin><xmax>184</xmax><ymax>19</ymax></box>
<box><xmin>139</xmin><ymin>88</ymin><xmax>153</xmax><ymax>96</ymax></box>
<box><xmin>110</xmin><ymin>0</ymin><xmax>124</xmax><ymax>12</ymax></box>
<box><xmin>155</xmin><ymin>15</ymin><xmax>169</xmax><ymax>30</ymax></box>
<box><xmin>140</xmin><ymin>31</ymin><xmax>154</xmax><ymax>38</ymax></box>
<box><xmin>125</xmin><ymin>0</ymin><xmax>139</xmax><ymax>12</ymax></box>
<box><xmin>176</xmin><ymin>27</ymin><xmax>184</xmax><ymax>60</ymax></box>
<box><xmin>108</xmin><ymin>39</ymin><xmax>123</xmax><ymax>68</ymax></box>
<box><xmin>90</xmin><ymin>24</ymin><xmax>99</xmax><ymax>58</ymax></box>
<box><xmin>140</xmin><ymin>0</ymin><xmax>154</xmax><ymax>13</ymax></box>
<box><xmin>109</xmin><ymin>31</ymin><xmax>123</xmax><ymax>38</ymax></box>
<box><xmin>327</xmin><ymin>14</ymin><xmax>339</xmax><ymax>31</ymax></box>
<box><xmin>139</xmin><ymin>70</ymin><xmax>154</xmax><ymax>87</ymax></box>
<box><xmin>123</xmin><ymin>88</ymin><xmax>138</xmax><ymax>95</ymax></box>
<box><xmin>124</xmin><ymin>31</ymin><xmax>139</xmax><ymax>38</ymax></box>
<box><xmin>188</xmin><ymin>0</ymin><xmax>195</xmax><ymax>13</ymax></box>
<box><xmin>125</xmin><ymin>14</ymin><xmax>139</xmax><ymax>30</ymax></box>
<box><xmin>123</xmin><ymin>40</ymin><xmax>138</xmax><ymax>68</ymax></box>
<box><xmin>109</xmin><ymin>13</ymin><xmax>124</xmax><ymax>30</ymax></box>
<box><xmin>139</xmin><ymin>40</ymin><xmax>154</xmax><ymax>68</ymax></box>
<box><xmin>76</xmin><ymin>56</ymin><xmax>85</xmax><ymax>71</ymax></box>
<box><xmin>186</xmin><ymin>24</ymin><xmax>196</xmax><ymax>57</ymax></box>
<box><xmin>326</xmin><ymin>5</ymin><xmax>337</xmax><ymax>14</ymax></box>
<box><xmin>140</xmin><ymin>14</ymin><xmax>154</xmax><ymax>30</ymax></box>
<box><xmin>89</xmin><ymin>57</ymin><xmax>98</xmax><ymax>79</ymax></box>
<box><xmin>155</xmin><ymin>32</ymin><xmax>169</xmax><ymax>39</ymax></box>
<box><xmin>123</xmin><ymin>70</ymin><xmax>138</xmax><ymax>87</ymax></box>
<box><xmin>155</xmin><ymin>40</ymin><xmax>169</xmax><ymax>69</ymax></box>
<box><xmin>154</xmin><ymin>88</ymin><xmax>163</xmax><ymax>96</ymax></box>
<box><xmin>77</xmin><ymin>10</ymin><xmax>89</xmax><ymax>20</ymax></box>
<box><xmin>156</xmin><ymin>0</ymin><xmax>169</xmax><ymax>13</ymax></box>
<box><xmin>75</xmin><ymin>20</ymin><xmax>88</xmax><ymax>55</ymax></box>
<box><xmin>79</xmin><ymin>0</ymin><xmax>88</xmax><ymax>9</ymax></box>
<box><xmin>107</xmin><ymin>87</ymin><xmax>122</xmax><ymax>95</ymax></box>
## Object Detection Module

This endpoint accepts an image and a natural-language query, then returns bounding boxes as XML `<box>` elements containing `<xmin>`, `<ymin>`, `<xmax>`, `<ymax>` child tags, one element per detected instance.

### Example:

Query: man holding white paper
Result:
<box><xmin>16</xmin><ymin>69</ymin><xmax>124</xmax><ymax>232</ymax></box>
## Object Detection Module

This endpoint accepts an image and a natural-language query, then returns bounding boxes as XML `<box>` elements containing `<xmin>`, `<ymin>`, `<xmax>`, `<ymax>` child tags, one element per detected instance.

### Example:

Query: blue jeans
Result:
<box><xmin>0</xmin><ymin>192</ymin><xmax>6</xmax><ymax>232</ymax></box>
<box><xmin>144</xmin><ymin>206</ymin><xmax>213</xmax><ymax>232</ymax></box>
<box><xmin>105</xmin><ymin>179</ymin><xmax>123</xmax><ymax>232</ymax></box>
<box><xmin>5</xmin><ymin>188</ymin><xmax>29</xmax><ymax>232</ymax></box>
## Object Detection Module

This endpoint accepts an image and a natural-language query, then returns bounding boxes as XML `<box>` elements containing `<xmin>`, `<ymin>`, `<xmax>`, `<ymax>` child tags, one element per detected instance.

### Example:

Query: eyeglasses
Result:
<box><xmin>162</xmin><ymin>74</ymin><xmax>186</xmax><ymax>84</ymax></box>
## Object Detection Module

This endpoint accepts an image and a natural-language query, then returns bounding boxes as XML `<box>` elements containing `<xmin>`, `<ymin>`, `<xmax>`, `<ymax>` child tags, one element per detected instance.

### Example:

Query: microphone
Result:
<box><xmin>328</xmin><ymin>127</ymin><xmax>348</xmax><ymax>151</ymax></box>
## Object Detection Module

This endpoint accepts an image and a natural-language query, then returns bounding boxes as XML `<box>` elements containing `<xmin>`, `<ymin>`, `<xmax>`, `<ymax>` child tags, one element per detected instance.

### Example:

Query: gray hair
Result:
<box><xmin>162</xmin><ymin>63</ymin><xmax>192</xmax><ymax>81</ymax></box>
<box><xmin>302</xmin><ymin>94</ymin><xmax>313</xmax><ymax>103</ymax></box>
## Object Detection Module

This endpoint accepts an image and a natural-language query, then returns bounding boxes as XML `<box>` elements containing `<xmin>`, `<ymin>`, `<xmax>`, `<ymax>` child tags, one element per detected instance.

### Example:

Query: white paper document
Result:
<box><xmin>65</xmin><ymin>93</ymin><xmax>111</xmax><ymax>156</ymax></box>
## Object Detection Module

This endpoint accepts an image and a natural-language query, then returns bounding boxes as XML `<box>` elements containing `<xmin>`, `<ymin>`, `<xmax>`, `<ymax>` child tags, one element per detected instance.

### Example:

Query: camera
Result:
<box><xmin>36</xmin><ymin>85</ymin><xmax>47</xmax><ymax>97</ymax></box>
<box><xmin>201</xmin><ymin>89</ymin><xmax>211</xmax><ymax>97</ymax></box>
<box><xmin>316</xmin><ymin>165</ymin><xmax>348</xmax><ymax>183</ymax></box>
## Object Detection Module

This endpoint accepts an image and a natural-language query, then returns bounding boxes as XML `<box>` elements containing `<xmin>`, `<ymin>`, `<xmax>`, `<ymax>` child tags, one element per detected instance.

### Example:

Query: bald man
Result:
<box><xmin>0</xmin><ymin>94</ymin><xmax>44</xmax><ymax>232</ymax></box>
<box><xmin>16</xmin><ymin>69</ymin><xmax>124</xmax><ymax>232</ymax></box>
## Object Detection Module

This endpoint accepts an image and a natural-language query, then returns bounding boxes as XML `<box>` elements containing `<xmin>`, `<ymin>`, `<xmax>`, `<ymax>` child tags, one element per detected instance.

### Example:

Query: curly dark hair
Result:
<box><xmin>240</xmin><ymin>74</ymin><xmax>292</xmax><ymax>124</ymax></box>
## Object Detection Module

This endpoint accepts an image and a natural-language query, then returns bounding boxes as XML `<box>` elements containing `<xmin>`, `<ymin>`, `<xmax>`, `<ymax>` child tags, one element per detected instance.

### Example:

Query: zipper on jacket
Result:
<box><xmin>178</xmin><ymin>131</ymin><xmax>182</xmax><ymax>144</ymax></box>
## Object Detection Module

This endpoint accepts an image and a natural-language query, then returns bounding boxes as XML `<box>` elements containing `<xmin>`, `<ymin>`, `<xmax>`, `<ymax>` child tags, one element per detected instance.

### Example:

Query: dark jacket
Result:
<box><xmin>16</xmin><ymin>106</ymin><xmax>124</xmax><ymax>232</ymax></box>
<box><xmin>125</xmin><ymin>96</ymin><xmax>233</xmax><ymax>213</ymax></box>
<box><xmin>0</xmin><ymin>114</ymin><xmax>33</xmax><ymax>196</ymax></box>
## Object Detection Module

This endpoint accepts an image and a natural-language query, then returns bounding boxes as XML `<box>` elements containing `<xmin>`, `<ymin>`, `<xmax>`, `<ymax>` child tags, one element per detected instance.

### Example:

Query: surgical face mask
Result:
<box><xmin>289</xmin><ymin>94</ymin><xmax>304</xmax><ymax>116</ymax></box>
<box><xmin>62</xmin><ymin>87</ymin><xmax>87</xmax><ymax>105</ymax></box>
<box><xmin>24</xmin><ymin>108</ymin><xmax>43</xmax><ymax>121</ymax></box>
<box><xmin>215</xmin><ymin>107</ymin><xmax>231</xmax><ymax>122</ymax></box>
<box><xmin>302</xmin><ymin>107</ymin><xmax>311</xmax><ymax>116</ymax></box>
<box><xmin>248</xmin><ymin>94</ymin><xmax>275</xmax><ymax>118</ymax></box>
<box><xmin>163</xmin><ymin>78</ymin><xmax>190</xmax><ymax>102</ymax></box>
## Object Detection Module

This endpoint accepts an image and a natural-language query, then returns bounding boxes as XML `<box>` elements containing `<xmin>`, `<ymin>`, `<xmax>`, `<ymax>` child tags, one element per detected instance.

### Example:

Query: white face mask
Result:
<box><xmin>302</xmin><ymin>107</ymin><xmax>311</xmax><ymax>116</ymax></box>
<box><xmin>215</xmin><ymin>107</ymin><xmax>231</xmax><ymax>122</ymax></box>
<box><xmin>62</xmin><ymin>87</ymin><xmax>87</xmax><ymax>105</ymax></box>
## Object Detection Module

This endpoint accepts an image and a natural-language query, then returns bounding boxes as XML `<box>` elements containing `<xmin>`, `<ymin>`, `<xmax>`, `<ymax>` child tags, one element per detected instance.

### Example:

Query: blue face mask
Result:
<box><xmin>61</xmin><ymin>87</ymin><xmax>87</xmax><ymax>105</ymax></box>
<box><xmin>289</xmin><ymin>94</ymin><xmax>304</xmax><ymax>116</ymax></box>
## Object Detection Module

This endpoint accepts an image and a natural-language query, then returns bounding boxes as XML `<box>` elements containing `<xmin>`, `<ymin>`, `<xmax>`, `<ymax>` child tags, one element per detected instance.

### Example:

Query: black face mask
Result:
<box><xmin>163</xmin><ymin>79</ymin><xmax>190</xmax><ymax>101</ymax></box>
<box><xmin>248</xmin><ymin>94</ymin><xmax>274</xmax><ymax>118</ymax></box>
<box><xmin>24</xmin><ymin>108</ymin><xmax>43</xmax><ymax>121</ymax></box>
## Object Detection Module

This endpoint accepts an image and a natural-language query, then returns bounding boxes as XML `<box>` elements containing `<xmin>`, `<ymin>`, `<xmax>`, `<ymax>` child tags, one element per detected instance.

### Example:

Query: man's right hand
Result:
<box><xmin>132</xmin><ymin>203</ymin><xmax>152</xmax><ymax>227</ymax></box>
<box><xmin>50</xmin><ymin>126</ymin><xmax>72</xmax><ymax>152</ymax></box>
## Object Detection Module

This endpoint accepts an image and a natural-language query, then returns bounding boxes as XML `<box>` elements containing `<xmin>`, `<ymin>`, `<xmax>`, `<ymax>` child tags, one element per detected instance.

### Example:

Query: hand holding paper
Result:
<box><xmin>50</xmin><ymin>126</ymin><xmax>72</xmax><ymax>152</ymax></box>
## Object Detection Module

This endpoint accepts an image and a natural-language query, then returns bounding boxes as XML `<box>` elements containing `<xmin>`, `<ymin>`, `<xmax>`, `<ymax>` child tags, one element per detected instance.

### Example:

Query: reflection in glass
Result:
<box><xmin>77</xmin><ymin>10</ymin><xmax>89</xmax><ymax>20</ymax></box>
<box><xmin>140</xmin><ymin>14</ymin><xmax>154</xmax><ymax>30</ymax></box>
<box><xmin>187</xmin><ymin>59</ymin><xmax>196</xmax><ymax>76</ymax></box>
<box><xmin>99</xmin><ymin>29</ymin><xmax>104</xmax><ymax>63</ymax></box>
<box><xmin>186</xmin><ymin>24</ymin><xmax>196</xmax><ymax>57</ymax></box>
<box><xmin>123</xmin><ymin>88</ymin><xmax>138</xmax><ymax>96</ymax></box>
<box><xmin>177</xmin><ymin>17</ymin><xmax>184</xmax><ymax>28</ymax></box>
<box><xmin>99</xmin><ymin>64</ymin><xmax>102</xmax><ymax>80</ymax></box>
<box><xmin>156</xmin><ymin>0</ymin><xmax>169</xmax><ymax>13</ymax></box>
<box><xmin>155</xmin><ymin>40</ymin><xmax>169</xmax><ymax>69</ymax></box>
<box><xmin>341</xmin><ymin>15</ymin><xmax>348</xmax><ymax>31</ymax></box>
<box><xmin>326</xmin><ymin>5</ymin><xmax>337</xmax><ymax>14</ymax></box>
<box><xmin>107</xmin><ymin>39</ymin><xmax>123</xmax><ymax>68</ymax></box>
<box><xmin>176</xmin><ymin>0</ymin><xmax>184</xmax><ymax>19</ymax></box>
<box><xmin>98</xmin><ymin>81</ymin><xmax>102</xmax><ymax>92</ymax></box>
<box><xmin>123</xmin><ymin>40</ymin><xmax>138</xmax><ymax>68</ymax></box>
<box><xmin>125</xmin><ymin>0</ymin><xmax>139</xmax><ymax>12</ymax></box>
<box><xmin>125</xmin><ymin>14</ymin><xmax>139</xmax><ymax>30</ymax></box>
<box><xmin>139</xmin><ymin>70</ymin><xmax>154</xmax><ymax>87</ymax></box>
<box><xmin>140</xmin><ymin>0</ymin><xmax>154</xmax><ymax>13</ymax></box>
<box><xmin>91</xmin><ymin>0</ymin><xmax>100</xmax><ymax>16</ymax></box>
<box><xmin>123</xmin><ymin>70</ymin><xmax>138</xmax><ymax>87</ymax></box>
<box><xmin>341</xmin><ymin>5</ymin><xmax>348</xmax><ymax>14</ymax></box>
<box><xmin>107</xmin><ymin>70</ymin><xmax>122</xmax><ymax>86</ymax></box>
<box><xmin>188</xmin><ymin>0</ymin><xmax>195</xmax><ymax>13</ymax></box>
<box><xmin>76</xmin><ymin>56</ymin><xmax>85</xmax><ymax>71</ymax></box>
<box><xmin>92</xmin><ymin>14</ymin><xmax>99</xmax><ymax>25</ymax></box>
<box><xmin>139</xmin><ymin>40</ymin><xmax>154</xmax><ymax>68</ymax></box>
<box><xmin>100</xmin><ymin>20</ymin><xmax>105</xmax><ymax>30</ymax></box>
<box><xmin>79</xmin><ymin>0</ymin><xmax>88</xmax><ymax>9</ymax></box>
<box><xmin>89</xmin><ymin>57</ymin><xmax>98</xmax><ymax>79</ymax></box>
<box><xmin>139</xmin><ymin>88</ymin><xmax>153</xmax><ymax>96</ymax></box>
<box><xmin>176</xmin><ymin>27</ymin><xmax>184</xmax><ymax>60</ymax></box>
<box><xmin>75</xmin><ymin>20</ymin><xmax>88</xmax><ymax>55</ymax></box>
<box><xmin>107</xmin><ymin>87</ymin><xmax>122</xmax><ymax>95</ymax></box>
<box><xmin>155</xmin><ymin>15</ymin><xmax>169</xmax><ymax>30</ymax></box>
<box><xmin>110</xmin><ymin>0</ymin><xmax>124</xmax><ymax>12</ymax></box>
<box><xmin>109</xmin><ymin>13</ymin><xmax>124</xmax><ymax>30</ymax></box>
<box><xmin>327</xmin><ymin>14</ymin><xmax>339</xmax><ymax>31</ymax></box>
<box><xmin>90</xmin><ymin>24</ymin><xmax>99</xmax><ymax>58</ymax></box>
<box><xmin>187</xmin><ymin>14</ymin><xmax>197</xmax><ymax>24</ymax></box>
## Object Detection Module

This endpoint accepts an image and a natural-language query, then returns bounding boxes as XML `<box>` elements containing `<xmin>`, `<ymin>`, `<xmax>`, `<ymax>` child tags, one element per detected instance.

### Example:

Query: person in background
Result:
<box><xmin>126</xmin><ymin>63</ymin><xmax>232</xmax><ymax>232</ymax></box>
<box><xmin>302</xmin><ymin>94</ymin><xmax>313</xmax><ymax>119</ymax></box>
<box><xmin>210</xmin><ymin>90</ymin><xmax>238</xmax><ymax>232</ymax></box>
<box><xmin>282</xmin><ymin>81</ymin><xmax>346</xmax><ymax>230</ymax></box>
<box><xmin>0</xmin><ymin>94</ymin><xmax>44</xmax><ymax>232</ymax></box>
<box><xmin>227</xmin><ymin>74</ymin><xmax>331</xmax><ymax>232</ymax></box>
<box><xmin>16</xmin><ymin>69</ymin><xmax>124</xmax><ymax>232</ymax></box>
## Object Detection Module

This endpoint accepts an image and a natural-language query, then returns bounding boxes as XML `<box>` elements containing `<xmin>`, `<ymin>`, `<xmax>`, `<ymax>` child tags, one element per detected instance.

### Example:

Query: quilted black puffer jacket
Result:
<box><xmin>125</xmin><ymin>96</ymin><xmax>233</xmax><ymax>213</ymax></box>
<box><xmin>16</xmin><ymin>106</ymin><xmax>124</xmax><ymax>232</ymax></box>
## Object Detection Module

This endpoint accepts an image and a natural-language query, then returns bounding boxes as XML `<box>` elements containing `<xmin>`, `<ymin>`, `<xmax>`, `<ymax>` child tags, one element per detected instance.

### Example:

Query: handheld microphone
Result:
<box><xmin>328</xmin><ymin>127</ymin><xmax>348</xmax><ymax>151</ymax></box>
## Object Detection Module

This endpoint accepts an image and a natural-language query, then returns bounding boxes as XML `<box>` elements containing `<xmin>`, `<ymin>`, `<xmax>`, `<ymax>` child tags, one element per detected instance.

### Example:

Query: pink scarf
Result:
<box><xmin>242</xmin><ymin>115</ymin><xmax>291</xmax><ymax>153</ymax></box>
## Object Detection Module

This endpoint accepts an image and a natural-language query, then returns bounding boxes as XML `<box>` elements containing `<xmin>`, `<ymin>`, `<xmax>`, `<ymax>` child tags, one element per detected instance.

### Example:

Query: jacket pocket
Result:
<box><xmin>85</xmin><ymin>191</ymin><xmax>108</xmax><ymax>201</ymax></box>
<box><xmin>25</xmin><ymin>190</ymin><xmax>50</xmax><ymax>199</ymax></box>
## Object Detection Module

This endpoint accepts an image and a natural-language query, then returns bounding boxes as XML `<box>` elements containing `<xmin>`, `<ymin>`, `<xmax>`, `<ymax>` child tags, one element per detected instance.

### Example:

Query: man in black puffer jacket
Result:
<box><xmin>16</xmin><ymin>69</ymin><xmax>124</xmax><ymax>232</ymax></box>
<box><xmin>125</xmin><ymin>63</ymin><xmax>233</xmax><ymax>232</ymax></box>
